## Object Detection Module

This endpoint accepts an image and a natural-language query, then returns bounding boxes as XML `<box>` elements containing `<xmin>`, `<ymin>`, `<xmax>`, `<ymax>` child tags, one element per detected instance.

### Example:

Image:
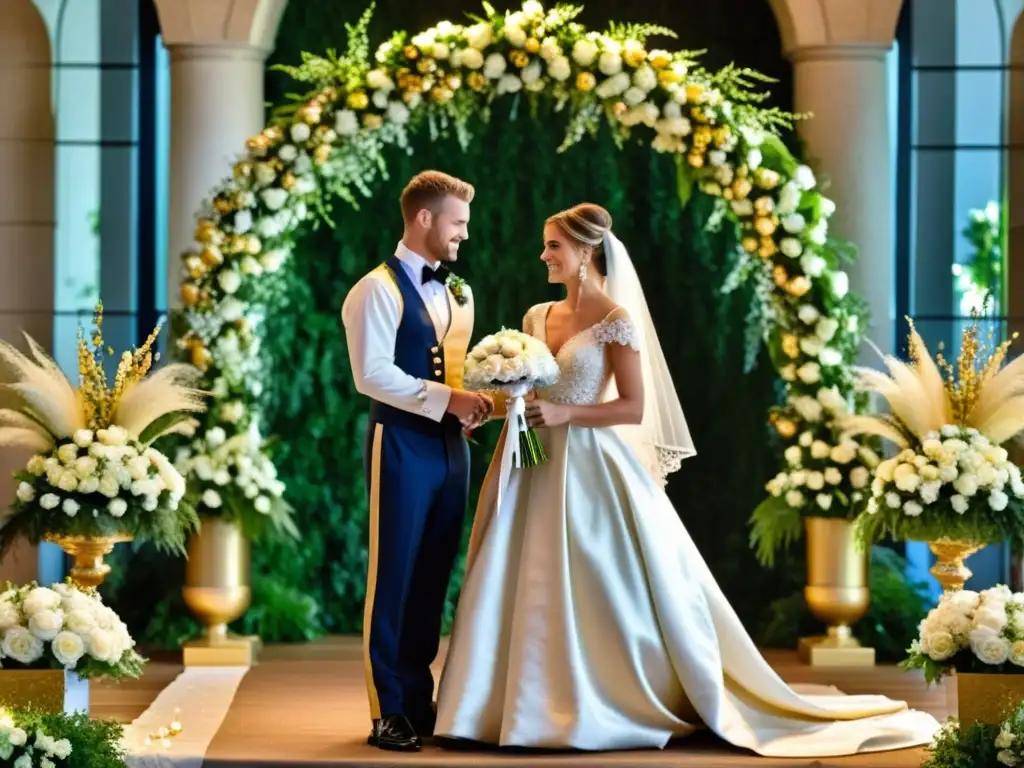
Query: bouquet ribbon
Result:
<box><xmin>495</xmin><ymin>394</ymin><xmax>527</xmax><ymax>516</ymax></box>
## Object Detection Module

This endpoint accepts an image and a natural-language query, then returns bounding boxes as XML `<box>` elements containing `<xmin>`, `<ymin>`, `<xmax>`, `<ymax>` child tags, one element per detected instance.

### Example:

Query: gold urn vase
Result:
<box><xmin>926</xmin><ymin>538</ymin><xmax>984</xmax><ymax>593</ymax></box>
<box><xmin>44</xmin><ymin>533</ymin><xmax>132</xmax><ymax>590</ymax></box>
<box><xmin>798</xmin><ymin>517</ymin><xmax>876</xmax><ymax>667</ymax></box>
<box><xmin>181</xmin><ymin>516</ymin><xmax>260</xmax><ymax>667</ymax></box>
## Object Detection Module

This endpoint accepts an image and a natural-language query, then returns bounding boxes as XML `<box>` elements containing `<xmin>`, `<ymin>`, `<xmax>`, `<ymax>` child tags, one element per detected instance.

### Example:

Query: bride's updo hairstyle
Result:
<box><xmin>546</xmin><ymin>203</ymin><xmax>613</xmax><ymax>276</ymax></box>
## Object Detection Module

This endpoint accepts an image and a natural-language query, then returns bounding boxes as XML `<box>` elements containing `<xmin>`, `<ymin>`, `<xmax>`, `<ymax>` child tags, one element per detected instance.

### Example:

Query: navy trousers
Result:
<box><xmin>362</xmin><ymin>411</ymin><xmax>470</xmax><ymax>721</ymax></box>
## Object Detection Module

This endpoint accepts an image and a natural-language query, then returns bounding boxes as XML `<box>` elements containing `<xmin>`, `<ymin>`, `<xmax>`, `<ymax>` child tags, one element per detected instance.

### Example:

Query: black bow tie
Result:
<box><xmin>422</xmin><ymin>265</ymin><xmax>447</xmax><ymax>285</ymax></box>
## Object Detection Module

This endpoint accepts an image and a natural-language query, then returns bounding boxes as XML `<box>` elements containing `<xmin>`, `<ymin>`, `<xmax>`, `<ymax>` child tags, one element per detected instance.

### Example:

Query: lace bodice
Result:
<box><xmin>525</xmin><ymin>302</ymin><xmax>640</xmax><ymax>406</ymax></box>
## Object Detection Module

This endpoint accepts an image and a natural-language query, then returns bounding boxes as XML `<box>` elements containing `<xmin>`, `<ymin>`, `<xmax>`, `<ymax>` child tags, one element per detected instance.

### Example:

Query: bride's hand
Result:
<box><xmin>525</xmin><ymin>399</ymin><xmax>569</xmax><ymax>428</ymax></box>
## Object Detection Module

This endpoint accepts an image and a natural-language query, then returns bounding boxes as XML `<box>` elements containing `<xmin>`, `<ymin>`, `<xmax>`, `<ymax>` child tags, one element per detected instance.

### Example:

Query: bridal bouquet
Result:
<box><xmin>902</xmin><ymin>585</ymin><xmax>1024</xmax><ymax>683</ymax></box>
<box><xmin>463</xmin><ymin>328</ymin><xmax>559</xmax><ymax>467</ymax></box>
<box><xmin>0</xmin><ymin>582</ymin><xmax>144</xmax><ymax>681</ymax></box>
<box><xmin>0</xmin><ymin>303</ymin><xmax>207</xmax><ymax>556</ymax></box>
<box><xmin>842</xmin><ymin>317</ymin><xmax>1024</xmax><ymax>548</ymax></box>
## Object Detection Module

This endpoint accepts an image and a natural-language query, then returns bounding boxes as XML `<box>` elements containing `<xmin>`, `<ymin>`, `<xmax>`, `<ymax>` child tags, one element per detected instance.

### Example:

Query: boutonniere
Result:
<box><xmin>446</xmin><ymin>273</ymin><xmax>471</xmax><ymax>306</ymax></box>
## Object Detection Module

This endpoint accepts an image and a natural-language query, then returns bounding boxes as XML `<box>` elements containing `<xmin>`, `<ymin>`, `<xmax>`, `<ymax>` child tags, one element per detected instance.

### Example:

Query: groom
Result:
<box><xmin>341</xmin><ymin>170</ymin><xmax>493</xmax><ymax>752</ymax></box>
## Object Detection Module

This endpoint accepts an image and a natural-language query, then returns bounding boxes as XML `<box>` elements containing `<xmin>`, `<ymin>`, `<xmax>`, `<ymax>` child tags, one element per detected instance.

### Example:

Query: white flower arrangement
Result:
<box><xmin>0</xmin><ymin>582</ymin><xmax>144</xmax><ymax>681</ymax></box>
<box><xmin>844</xmin><ymin>317</ymin><xmax>1024</xmax><ymax>548</ymax></box>
<box><xmin>0</xmin><ymin>305</ymin><xmax>206</xmax><ymax>556</ymax></box>
<box><xmin>173</xmin><ymin>419</ymin><xmax>297</xmax><ymax>540</ymax></box>
<box><xmin>463</xmin><ymin>328</ymin><xmax>559</xmax><ymax>392</ymax></box>
<box><xmin>902</xmin><ymin>584</ymin><xmax>1024</xmax><ymax>684</ymax></box>
<box><xmin>464</xmin><ymin>328</ymin><xmax>559</xmax><ymax>467</ymax></box>
<box><xmin>860</xmin><ymin>426</ymin><xmax>1024</xmax><ymax>543</ymax></box>
<box><xmin>750</xmin><ymin>385</ymin><xmax>880</xmax><ymax>566</ymax></box>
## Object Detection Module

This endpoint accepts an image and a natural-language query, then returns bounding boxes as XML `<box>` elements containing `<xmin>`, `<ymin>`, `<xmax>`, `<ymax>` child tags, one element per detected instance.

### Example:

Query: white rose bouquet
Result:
<box><xmin>902</xmin><ymin>585</ymin><xmax>1024</xmax><ymax>684</ymax></box>
<box><xmin>0</xmin><ymin>304</ymin><xmax>208</xmax><ymax>556</ymax></box>
<box><xmin>749</xmin><ymin>386</ymin><xmax>881</xmax><ymax>566</ymax></box>
<box><xmin>463</xmin><ymin>328</ymin><xmax>559</xmax><ymax>468</ymax></box>
<box><xmin>842</xmin><ymin>317</ymin><xmax>1024</xmax><ymax>549</ymax></box>
<box><xmin>173</xmin><ymin>418</ymin><xmax>297</xmax><ymax>540</ymax></box>
<box><xmin>0</xmin><ymin>582</ymin><xmax>144</xmax><ymax>682</ymax></box>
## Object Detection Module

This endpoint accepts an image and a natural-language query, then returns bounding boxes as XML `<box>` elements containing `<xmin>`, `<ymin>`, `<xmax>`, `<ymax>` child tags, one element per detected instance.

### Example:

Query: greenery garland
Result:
<box><xmin>0</xmin><ymin>708</ymin><xmax>125</xmax><ymax>768</ymax></box>
<box><xmin>165</xmin><ymin>0</ymin><xmax>874</xmax><ymax>601</ymax></box>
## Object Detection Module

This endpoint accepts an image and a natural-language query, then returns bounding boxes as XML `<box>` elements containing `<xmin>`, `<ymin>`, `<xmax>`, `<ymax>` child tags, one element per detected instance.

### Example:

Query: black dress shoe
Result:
<box><xmin>367</xmin><ymin>715</ymin><xmax>421</xmax><ymax>751</ymax></box>
<box><xmin>409</xmin><ymin>704</ymin><xmax>437</xmax><ymax>737</ymax></box>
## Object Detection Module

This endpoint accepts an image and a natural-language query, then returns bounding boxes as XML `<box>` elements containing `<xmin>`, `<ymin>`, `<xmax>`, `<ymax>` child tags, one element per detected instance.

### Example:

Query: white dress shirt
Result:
<box><xmin>340</xmin><ymin>242</ymin><xmax>453</xmax><ymax>422</ymax></box>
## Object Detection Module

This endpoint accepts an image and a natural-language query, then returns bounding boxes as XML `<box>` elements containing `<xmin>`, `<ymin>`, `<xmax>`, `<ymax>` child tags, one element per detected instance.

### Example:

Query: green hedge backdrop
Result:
<box><xmin>102</xmin><ymin>0</ymin><xmax>929</xmax><ymax>658</ymax></box>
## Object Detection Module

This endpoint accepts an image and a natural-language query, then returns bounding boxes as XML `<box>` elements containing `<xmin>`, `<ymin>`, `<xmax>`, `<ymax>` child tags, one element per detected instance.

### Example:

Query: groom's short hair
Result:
<box><xmin>401</xmin><ymin>171</ymin><xmax>475</xmax><ymax>222</ymax></box>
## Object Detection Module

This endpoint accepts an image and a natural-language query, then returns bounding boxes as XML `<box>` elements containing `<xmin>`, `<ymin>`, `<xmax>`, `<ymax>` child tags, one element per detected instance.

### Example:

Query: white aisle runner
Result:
<box><xmin>121</xmin><ymin>667</ymin><xmax>250</xmax><ymax>768</ymax></box>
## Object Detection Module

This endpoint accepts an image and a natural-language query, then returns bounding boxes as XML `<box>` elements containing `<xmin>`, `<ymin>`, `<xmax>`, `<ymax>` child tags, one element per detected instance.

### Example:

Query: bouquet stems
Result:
<box><xmin>516</xmin><ymin>413</ymin><xmax>547</xmax><ymax>468</ymax></box>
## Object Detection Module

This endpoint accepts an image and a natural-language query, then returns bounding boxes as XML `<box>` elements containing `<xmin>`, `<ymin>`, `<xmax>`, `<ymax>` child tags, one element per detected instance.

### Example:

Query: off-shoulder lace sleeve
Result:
<box><xmin>594</xmin><ymin>308</ymin><xmax>640</xmax><ymax>351</ymax></box>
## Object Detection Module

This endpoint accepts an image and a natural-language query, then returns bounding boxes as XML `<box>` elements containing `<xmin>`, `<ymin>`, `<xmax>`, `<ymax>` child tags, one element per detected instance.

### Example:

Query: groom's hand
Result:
<box><xmin>447</xmin><ymin>390</ymin><xmax>492</xmax><ymax>428</ymax></box>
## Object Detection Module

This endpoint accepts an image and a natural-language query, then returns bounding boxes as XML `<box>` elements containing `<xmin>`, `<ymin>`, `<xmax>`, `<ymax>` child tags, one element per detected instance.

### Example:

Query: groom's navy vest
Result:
<box><xmin>367</xmin><ymin>256</ymin><xmax>462</xmax><ymax>435</ymax></box>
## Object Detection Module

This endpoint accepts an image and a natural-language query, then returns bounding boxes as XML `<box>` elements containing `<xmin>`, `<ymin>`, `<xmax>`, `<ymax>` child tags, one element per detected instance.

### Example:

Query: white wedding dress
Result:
<box><xmin>433</xmin><ymin>301</ymin><xmax>941</xmax><ymax>756</ymax></box>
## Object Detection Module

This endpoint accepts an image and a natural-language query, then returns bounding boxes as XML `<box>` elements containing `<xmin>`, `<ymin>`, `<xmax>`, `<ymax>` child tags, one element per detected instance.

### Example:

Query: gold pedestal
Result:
<box><xmin>182</xmin><ymin>631</ymin><xmax>262</xmax><ymax>667</ymax></box>
<box><xmin>927</xmin><ymin>539</ymin><xmax>984</xmax><ymax>592</ymax></box>
<box><xmin>798</xmin><ymin>517</ymin><xmax>875</xmax><ymax>667</ymax></box>
<box><xmin>798</xmin><ymin>625</ymin><xmax>877</xmax><ymax>666</ymax></box>
<box><xmin>45</xmin><ymin>533</ymin><xmax>132</xmax><ymax>589</ymax></box>
<box><xmin>181</xmin><ymin>517</ymin><xmax>258</xmax><ymax>667</ymax></box>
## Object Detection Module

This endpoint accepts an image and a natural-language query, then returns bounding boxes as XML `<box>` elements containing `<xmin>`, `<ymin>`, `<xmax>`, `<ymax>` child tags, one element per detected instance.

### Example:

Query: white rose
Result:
<box><xmin>56</xmin><ymin>443</ymin><xmax>78</xmax><ymax>464</ymax></box>
<box><xmin>926</xmin><ymin>631</ymin><xmax>957</xmax><ymax>661</ymax></box>
<box><xmin>572</xmin><ymin>38</ymin><xmax>598</xmax><ymax>66</ymax></box>
<box><xmin>951</xmin><ymin>493</ymin><xmax>970</xmax><ymax>514</ymax></box>
<box><xmin>28</xmin><ymin>609</ymin><xmax>63</xmax><ymax>641</ymax></box>
<box><xmin>784</xmin><ymin>446</ymin><xmax>802</xmax><ymax>466</ymax></box>
<box><xmin>88</xmin><ymin>630</ymin><xmax>121</xmax><ymax>664</ymax></box>
<box><xmin>521</xmin><ymin>60</ymin><xmax>543</xmax><ymax>85</ymax></box>
<box><xmin>108</xmin><ymin>498</ymin><xmax>127</xmax><ymax>518</ymax></box>
<box><xmin>810</xmin><ymin>440</ymin><xmax>830</xmax><ymax>460</ymax></box>
<box><xmin>15</xmin><ymin>482</ymin><xmax>35</xmax><ymax>503</ymax></box>
<box><xmin>885</xmin><ymin>491</ymin><xmax>902</xmax><ymax>509</ymax></box>
<box><xmin>746</xmin><ymin>148</ymin><xmax>763</xmax><ymax>169</ymax></box>
<box><xmin>816</xmin><ymin>494</ymin><xmax>833</xmax><ymax>511</ymax></box>
<box><xmin>61</xmin><ymin>499</ymin><xmax>79</xmax><ymax>518</ymax></box>
<box><xmin>954</xmin><ymin>473</ymin><xmax>979</xmax><ymax>497</ymax></box>
<box><xmin>255</xmin><ymin>496</ymin><xmax>271</xmax><ymax>514</ymax></box>
<box><xmin>793</xmin><ymin>164</ymin><xmax>817</xmax><ymax>190</ymax></box>
<box><xmin>903</xmin><ymin>500</ymin><xmax>923</xmax><ymax>517</ymax></box>
<box><xmin>0</xmin><ymin>602</ymin><xmax>19</xmax><ymax>633</ymax></box>
<box><xmin>820</xmin><ymin>197</ymin><xmax>836</xmax><ymax>216</ymax></box>
<box><xmin>973</xmin><ymin>631</ymin><xmax>1011</xmax><ymax>666</ymax></box>
<box><xmin>806</xmin><ymin>472</ymin><xmax>825</xmax><ymax>491</ymax></box>
<box><xmin>800</xmin><ymin>253</ymin><xmax>827</xmax><ymax>278</ymax></box>
<box><xmin>503</xmin><ymin>24</ymin><xmax>527</xmax><ymax>47</ymax></box>
<box><xmin>23</xmin><ymin>587</ymin><xmax>61</xmax><ymax>617</ymax></box>
<box><xmin>496</xmin><ymin>74</ymin><xmax>522</xmax><ymax>94</ymax></box>
<box><xmin>218</xmin><ymin>270</ymin><xmax>242</xmax><ymax>295</ymax></box>
<box><xmin>260</xmin><ymin>188</ymin><xmax>288</xmax><ymax>211</ymax></box>
<box><xmin>850</xmin><ymin>467</ymin><xmax>869</xmax><ymax>489</ymax></box>
<box><xmin>779</xmin><ymin>238</ymin><xmax>802</xmax><ymax>259</ymax></box>
<box><xmin>3</xmin><ymin>627</ymin><xmax>43</xmax><ymax>664</ymax></box>
<box><xmin>39</xmin><ymin>493</ymin><xmax>59</xmax><ymax>510</ymax></box>
<box><xmin>797</xmin><ymin>305</ymin><xmax>820</xmax><ymax>325</ymax></box>
<box><xmin>202</xmin><ymin>489</ymin><xmax>223</xmax><ymax>509</ymax></box>
<box><xmin>796</xmin><ymin>362</ymin><xmax>821</xmax><ymax>384</ymax></box>
<box><xmin>824</xmin><ymin>467</ymin><xmax>843</xmax><ymax>485</ymax></box>
<box><xmin>799</xmin><ymin>336</ymin><xmax>822</xmax><ymax>357</ymax></box>
<box><xmin>547</xmin><ymin>56</ymin><xmax>571</xmax><ymax>81</ymax></box>
<box><xmin>64</xmin><ymin>609</ymin><xmax>95</xmax><ymax>636</ymax></box>
<box><xmin>73</xmin><ymin>429</ymin><xmax>94</xmax><ymax>448</ymax></box>
<box><xmin>483</xmin><ymin>52</ymin><xmax>507</xmax><ymax>80</ymax></box>
<box><xmin>831</xmin><ymin>270</ymin><xmax>849</xmax><ymax>297</ymax></box>
<box><xmin>598</xmin><ymin>51</ymin><xmax>623</xmax><ymax>75</ymax></box>
<box><xmin>785</xmin><ymin>490</ymin><xmax>805</xmax><ymax>508</ymax></box>
<box><xmin>990</xmin><ymin>489</ymin><xmax>1010</xmax><ymax>511</ymax></box>
<box><xmin>465</xmin><ymin>22</ymin><xmax>493</xmax><ymax>50</ymax></box>
<box><xmin>782</xmin><ymin>213</ymin><xmax>806</xmax><ymax>234</ymax></box>
<box><xmin>776</xmin><ymin>182</ymin><xmax>802</xmax><ymax>215</ymax></box>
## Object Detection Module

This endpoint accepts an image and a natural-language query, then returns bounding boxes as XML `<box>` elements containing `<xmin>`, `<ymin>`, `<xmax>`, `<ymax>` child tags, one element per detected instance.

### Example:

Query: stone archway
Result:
<box><xmin>0</xmin><ymin>0</ymin><xmax>55</xmax><ymax>584</ymax></box>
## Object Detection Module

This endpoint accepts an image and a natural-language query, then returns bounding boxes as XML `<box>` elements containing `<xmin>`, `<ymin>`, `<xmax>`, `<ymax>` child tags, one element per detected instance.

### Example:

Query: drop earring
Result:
<box><xmin>578</xmin><ymin>261</ymin><xmax>588</xmax><ymax>283</ymax></box>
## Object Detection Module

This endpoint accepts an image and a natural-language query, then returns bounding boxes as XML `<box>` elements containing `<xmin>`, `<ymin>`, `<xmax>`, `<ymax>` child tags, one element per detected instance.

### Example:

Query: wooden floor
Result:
<box><xmin>93</xmin><ymin>637</ymin><xmax>952</xmax><ymax>768</ymax></box>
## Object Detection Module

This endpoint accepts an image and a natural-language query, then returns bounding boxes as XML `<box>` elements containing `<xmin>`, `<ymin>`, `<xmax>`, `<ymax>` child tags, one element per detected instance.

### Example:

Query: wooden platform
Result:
<box><xmin>93</xmin><ymin>637</ymin><xmax>952</xmax><ymax>767</ymax></box>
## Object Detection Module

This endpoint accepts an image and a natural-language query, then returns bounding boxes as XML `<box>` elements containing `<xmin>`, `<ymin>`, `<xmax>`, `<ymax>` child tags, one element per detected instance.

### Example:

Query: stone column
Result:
<box><xmin>768</xmin><ymin>0</ymin><xmax>904</xmax><ymax>357</ymax></box>
<box><xmin>153</xmin><ymin>0</ymin><xmax>287</xmax><ymax>312</ymax></box>
<box><xmin>0</xmin><ymin>0</ymin><xmax>55</xmax><ymax>585</ymax></box>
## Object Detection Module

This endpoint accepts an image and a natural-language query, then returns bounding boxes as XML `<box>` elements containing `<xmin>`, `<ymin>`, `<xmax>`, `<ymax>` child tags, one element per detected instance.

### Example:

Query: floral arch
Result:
<box><xmin>170</xmin><ymin>1</ymin><xmax>870</xmax><ymax>566</ymax></box>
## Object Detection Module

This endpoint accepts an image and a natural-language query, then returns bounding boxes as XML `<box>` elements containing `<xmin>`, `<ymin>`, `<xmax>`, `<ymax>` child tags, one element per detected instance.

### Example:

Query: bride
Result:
<box><xmin>432</xmin><ymin>203</ymin><xmax>941</xmax><ymax>756</ymax></box>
